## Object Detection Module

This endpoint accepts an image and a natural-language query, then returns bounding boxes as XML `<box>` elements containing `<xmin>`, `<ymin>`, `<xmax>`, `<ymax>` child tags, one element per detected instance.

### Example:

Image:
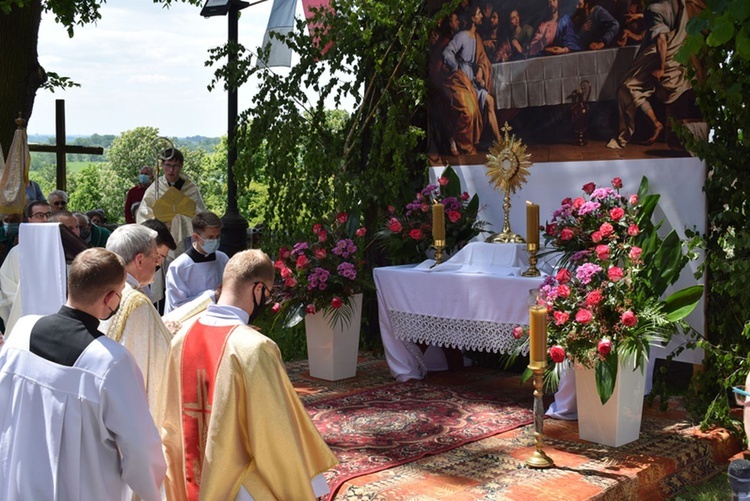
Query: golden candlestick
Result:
<box><xmin>526</xmin><ymin>364</ymin><xmax>555</xmax><ymax>469</ymax></box>
<box><xmin>522</xmin><ymin>242</ymin><xmax>541</xmax><ymax>277</ymax></box>
<box><xmin>433</xmin><ymin>239</ymin><xmax>446</xmax><ymax>266</ymax></box>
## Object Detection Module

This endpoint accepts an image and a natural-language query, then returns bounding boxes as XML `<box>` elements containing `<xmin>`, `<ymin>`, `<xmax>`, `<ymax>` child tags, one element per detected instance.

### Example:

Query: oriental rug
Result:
<box><xmin>300</xmin><ymin>364</ymin><xmax>534</xmax><ymax>500</ymax></box>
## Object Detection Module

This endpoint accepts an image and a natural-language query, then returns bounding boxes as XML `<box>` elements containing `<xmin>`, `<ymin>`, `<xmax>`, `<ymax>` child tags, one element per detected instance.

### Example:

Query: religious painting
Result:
<box><xmin>426</xmin><ymin>0</ymin><xmax>707</xmax><ymax>165</ymax></box>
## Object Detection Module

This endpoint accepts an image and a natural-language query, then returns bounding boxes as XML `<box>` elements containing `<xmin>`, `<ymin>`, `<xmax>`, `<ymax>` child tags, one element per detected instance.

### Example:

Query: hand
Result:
<box><xmin>624</xmin><ymin>12</ymin><xmax>643</xmax><ymax>23</ymax></box>
<box><xmin>652</xmin><ymin>68</ymin><xmax>665</xmax><ymax>80</ymax></box>
<box><xmin>589</xmin><ymin>42</ymin><xmax>604</xmax><ymax>50</ymax></box>
<box><xmin>545</xmin><ymin>46</ymin><xmax>569</xmax><ymax>55</ymax></box>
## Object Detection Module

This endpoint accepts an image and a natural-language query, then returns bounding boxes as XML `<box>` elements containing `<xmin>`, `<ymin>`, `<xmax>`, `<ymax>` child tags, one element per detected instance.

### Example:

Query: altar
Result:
<box><xmin>374</xmin><ymin>243</ymin><xmax>547</xmax><ymax>381</ymax></box>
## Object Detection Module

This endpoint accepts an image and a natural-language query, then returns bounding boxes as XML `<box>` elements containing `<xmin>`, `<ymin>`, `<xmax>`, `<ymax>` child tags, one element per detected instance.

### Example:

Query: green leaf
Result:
<box><xmin>595</xmin><ymin>354</ymin><xmax>618</xmax><ymax>405</ymax></box>
<box><xmin>706</xmin><ymin>14</ymin><xmax>735</xmax><ymax>47</ymax></box>
<box><xmin>737</xmin><ymin>27</ymin><xmax>750</xmax><ymax>60</ymax></box>
<box><xmin>728</xmin><ymin>0</ymin><xmax>750</xmax><ymax>24</ymax></box>
<box><xmin>520</xmin><ymin>367</ymin><xmax>533</xmax><ymax>384</ymax></box>
<box><xmin>663</xmin><ymin>285</ymin><xmax>704</xmax><ymax>321</ymax></box>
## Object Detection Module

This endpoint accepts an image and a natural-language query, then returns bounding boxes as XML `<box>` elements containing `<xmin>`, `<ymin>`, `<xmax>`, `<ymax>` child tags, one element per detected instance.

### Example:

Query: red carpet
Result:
<box><xmin>301</xmin><ymin>368</ymin><xmax>533</xmax><ymax>499</ymax></box>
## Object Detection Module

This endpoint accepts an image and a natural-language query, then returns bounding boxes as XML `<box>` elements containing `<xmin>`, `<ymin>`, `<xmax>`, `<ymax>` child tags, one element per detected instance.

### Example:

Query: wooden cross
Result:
<box><xmin>27</xmin><ymin>99</ymin><xmax>104</xmax><ymax>192</ymax></box>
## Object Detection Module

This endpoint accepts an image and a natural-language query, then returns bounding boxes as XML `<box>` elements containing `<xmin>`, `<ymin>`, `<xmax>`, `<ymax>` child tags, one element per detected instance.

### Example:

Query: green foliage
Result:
<box><xmin>673</xmin><ymin>0</ymin><xmax>750</xmax><ymax>435</ymax></box>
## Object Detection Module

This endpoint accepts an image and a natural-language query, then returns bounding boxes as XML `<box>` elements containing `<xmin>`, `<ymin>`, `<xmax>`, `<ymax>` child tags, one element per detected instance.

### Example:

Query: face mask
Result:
<box><xmin>138</xmin><ymin>174</ymin><xmax>151</xmax><ymax>185</ymax></box>
<box><xmin>79</xmin><ymin>228</ymin><xmax>91</xmax><ymax>240</ymax></box>
<box><xmin>201</xmin><ymin>238</ymin><xmax>220</xmax><ymax>254</ymax></box>
<box><xmin>2</xmin><ymin>223</ymin><xmax>8</xmax><ymax>232</ymax></box>
<box><xmin>103</xmin><ymin>300</ymin><xmax>121</xmax><ymax>321</ymax></box>
<box><xmin>247</xmin><ymin>289</ymin><xmax>266</xmax><ymax>324</ymax></box>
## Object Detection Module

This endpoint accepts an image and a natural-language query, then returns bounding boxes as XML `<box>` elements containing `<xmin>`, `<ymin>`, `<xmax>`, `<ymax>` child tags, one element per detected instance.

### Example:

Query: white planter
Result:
<box><xmin>304</xmin><ymin>293</ymin><xmax>362</xmax><ymax>381</ymax></box>
<box><xmin>574</xmin><ymin>354</ymin><xmax>647</xmax><ymax>447</ymax></box>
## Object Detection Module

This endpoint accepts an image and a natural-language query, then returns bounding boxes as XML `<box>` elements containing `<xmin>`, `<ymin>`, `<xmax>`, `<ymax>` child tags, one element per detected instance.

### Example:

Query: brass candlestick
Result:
<box><xmin>526</xmin><ymin>364</ymin><xmax>555</xmax><ymax>469</ymax></box>
<box><xmin>433</xmin><ymin>239</ymin><xmax>446</xmax><ymax>265</ymax></box>
<box><xmin>522</xmin><ymin>243</ymin><xmax>541</xmax><ymax>277</ymax></box>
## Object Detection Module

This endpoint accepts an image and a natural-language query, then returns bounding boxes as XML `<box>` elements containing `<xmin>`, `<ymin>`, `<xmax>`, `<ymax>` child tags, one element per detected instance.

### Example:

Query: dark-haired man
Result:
<box><xmin>0</xmin><ymin>248</ymin><xmax>166</xmax><ymax>500</ymax></box>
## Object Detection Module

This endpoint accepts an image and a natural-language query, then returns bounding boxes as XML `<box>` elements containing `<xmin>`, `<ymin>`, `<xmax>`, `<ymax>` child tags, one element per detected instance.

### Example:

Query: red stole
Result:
<box><xmin>180</xmin><ymin>322</ymin><xmax>238</xmax><ymax>500</ymax></box>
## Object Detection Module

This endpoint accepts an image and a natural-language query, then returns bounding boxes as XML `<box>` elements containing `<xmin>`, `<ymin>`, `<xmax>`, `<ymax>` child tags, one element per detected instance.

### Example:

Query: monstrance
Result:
<box><xmin>484</xmin><ymin>123</ymin><xmax>533</xmax><ymax>243</ymax></box>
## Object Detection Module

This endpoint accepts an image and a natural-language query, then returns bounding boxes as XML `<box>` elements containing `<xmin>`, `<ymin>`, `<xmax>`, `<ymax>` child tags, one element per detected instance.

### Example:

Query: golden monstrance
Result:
<box><xmin>484</xmin><ymin>123</ymin><xmax>533</xmax><ymax>243</ymax></box>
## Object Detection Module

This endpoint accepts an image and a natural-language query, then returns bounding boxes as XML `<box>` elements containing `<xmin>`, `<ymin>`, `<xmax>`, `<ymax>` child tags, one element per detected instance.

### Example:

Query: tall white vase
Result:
<box><xmin>574</xmin><ymin>354</ymin><xmax>647</xmax><ymax>447</ymax></box>
<box><xmin>304</xmin><ymin>293</ymin><xmax>362</xmax><ymax>381</ymax></box>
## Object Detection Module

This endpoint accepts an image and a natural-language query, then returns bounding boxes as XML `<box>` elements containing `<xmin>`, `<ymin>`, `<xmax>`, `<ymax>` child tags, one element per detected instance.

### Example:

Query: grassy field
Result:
<box><xmin>670</xmin><ymin>471</ymin><xmax>730</xmax><ymax>500</ymax></box>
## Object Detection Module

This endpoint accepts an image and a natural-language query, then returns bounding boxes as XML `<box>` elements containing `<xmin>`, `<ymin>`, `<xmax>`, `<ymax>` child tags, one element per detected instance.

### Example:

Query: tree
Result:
<box><xmin>0</xmin><ymin>0</ymin><xmax>201</xmax><ymax>156</ymax></box>
<box><xmin>673</xmin><ymin>1</ymin><xmax>750</xmax><ymax>434</ymax></box>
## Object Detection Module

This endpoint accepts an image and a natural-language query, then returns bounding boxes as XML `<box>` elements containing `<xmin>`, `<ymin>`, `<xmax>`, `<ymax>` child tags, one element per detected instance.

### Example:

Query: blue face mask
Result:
<box><xmin>201</xmin><ymin>238</ymin><xmax>220</xmax><ymax>254</ymax></box>
<box><xmin>138</xmin><ymin>174</ymin><xmax>151</xmax><ymax>185</ymax></box>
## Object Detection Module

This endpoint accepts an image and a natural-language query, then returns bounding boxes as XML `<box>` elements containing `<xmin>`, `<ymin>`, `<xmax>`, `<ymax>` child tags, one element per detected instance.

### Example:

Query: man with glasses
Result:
<box><xmin>0</xmin><ymin>248</ymin><xmax>166</xmax><ymax>500</ymax></box>
<box><xmin>47</xmin><ymin>189</ymin><xmax>69</xmax><ymax>213</ymax></box>
<box><xmin>135</xmin><ymin>148</ymin><xmax>206</xmax><ymax>257</ymax></box>
<box><xmin>164</xmin><ymin>211</ymin><xmax>228</xmax><ymax>314</ymax></box>
<box><xmin>102</xmin><ymin>224</ymin><xmax>174</xmax><ymax>424</ymax></box>
<box><xmin>161</xmin><ymin>249</ymin><xmax>337</xmax><ymax>500</ymax></box>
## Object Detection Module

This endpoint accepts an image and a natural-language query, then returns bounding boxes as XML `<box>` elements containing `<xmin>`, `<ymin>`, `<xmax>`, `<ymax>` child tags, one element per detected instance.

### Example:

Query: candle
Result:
<box><xmin>432</xmin><ymin>202</ymin><xmax>445</xmax><ymax>241</ymax></box>
<box><xmin>528</xmin><ymin>305</ymin><xmax>547</xmax><ymax>367</ymax></box>
<box><xmin>526</xmin><ymin>201</ymin><xmax>539</xmax><ymax>246</ymax></box>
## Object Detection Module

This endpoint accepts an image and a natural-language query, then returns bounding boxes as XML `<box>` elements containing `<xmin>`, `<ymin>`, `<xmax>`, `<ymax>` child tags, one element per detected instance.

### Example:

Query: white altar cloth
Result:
<box><xmin>375</xmin><ymin>243</ymin><xmax>545</xmax><ymax>381</ymax></box>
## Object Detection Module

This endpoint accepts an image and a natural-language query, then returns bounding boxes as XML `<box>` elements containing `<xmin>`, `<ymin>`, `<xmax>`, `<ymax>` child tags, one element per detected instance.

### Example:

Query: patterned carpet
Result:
<box><xmin>287</xmin><ymin>355</ymin><xmax>741</xmax><ymax>500</ymax></box>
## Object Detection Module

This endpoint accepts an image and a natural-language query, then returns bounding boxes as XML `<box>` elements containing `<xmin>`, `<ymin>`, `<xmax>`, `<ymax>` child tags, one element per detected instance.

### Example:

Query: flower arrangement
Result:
<box><xmin>273</xmin><ymin>212</ymin><xmax>368</xmax><ymax>328</ymax></box>
<box><xmin>375</xmin><ymin>166</ymin><xmax>488</xmax><ymax>263</ymax></box>
<box><xmin>520</xmin><ymin>177</ymin><xmax>702</xmax><ymax>404</ymax></box>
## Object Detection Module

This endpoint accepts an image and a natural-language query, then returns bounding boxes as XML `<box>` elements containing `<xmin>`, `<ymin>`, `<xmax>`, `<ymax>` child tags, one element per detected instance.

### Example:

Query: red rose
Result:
<box><xmin>284</xmin><ymin>277</ymin><xmax>297</xmax><ymax>288</ymax></box>
<box><xmin>420</xmin><ymin>203</ymin><xmax>430</xmax><ymax>213</ymax></box>
<box><xmin>546</xmin><ymin>223</ymin><xmax>558</xmax><ymax>236</ymax></box>
<box><xmin>572</xmin><ymin>197</ymin><xmax>585</xmax><ymax>209</ymax></box>
<box><xmin>599</xmin><ymin>222</ymin><xmax>614</xmax><ymax>238</ymax></box>
<box><xmin>560</xmin><ymin>228</ymin><xmax>575</xmax><ymax>241</ymax></box>
<box><xmin>597</xmin><ymin>337</ymin><xmax>612</xmax><ymax>356</ymax></box>
<box><xmin>550</xmin><ymin>345</ymin><xmax>566</xmax><ymax>363</ymax></box>
<box><xmin>305</xmin><ymin>304</ymin><xmax>317</xmax><ymax>315</ymax></box>
<box><xmin>608</xmin><ymin>266</ymin><xmax>624</xmax><ymax>282</ymax></box>
<box><xmin>409</xmin><ymin>229</ymin><xmax>424</xmax><ymax>240</ymax></box>
<box><xmin>609</xmin><ymin>207</ymin><xmax>625</xmax><ymax>221</ymax></box>
<box><xmin>388</xmin><ymin>218</ymin><xmax>403</xmax><ymax>233</ymax></box>
<box><xmin>591</xmin><ymin>231</ymin><xmax>603</xmax><ymax>243</ymax></box>
<box><xmin>575</xmin><ymin>309</ymin><xmax>594</xmax><ymax>324</ymax></box>
<box><xmin>621</xmin><ymin>310</ymin><xmax>637</xmax><ymax>327</ymax></box>
<box><xmin>314</xmin><ymin>248</ymin><xmax>327</xmax><ymax>259</ymax></box>
<box><xmin>629</xmin><ymin>194</ymin><xmax>638</xmax><ymax>205</ymax></box>
<box><xmin>553</xmin><ymin>310</ymin><xmax>570</xmax><ymax>325</ymax></box>
<box><xmin>582</xmin><ymin>182</ymin><xmax>596</xmax><ymax>195</ymax></box>
<box><xmin>512</xmin><ymin>326</ymin><xmax>525</xmax><ymax>339</ymax></box>
<box><xmin>312</xmin><ymin>223</ymin><xmax>323</xmax><ymax>234</ymax></box>
<box><xmin>561</xmin><ymin>197</ymin><xmax>573</xmax><ymax>206</ymax></box>
<box><xmin>280</xmin><ymin>266</ymin><xmax>293</xmax><ymax>279</ymax></box>
<box><xmin>447</xmin><ymin>210</ymin><xmax>462</xmax><ymax>223</ymax></box>
<box><xmin>461</xmin><ymin>191</ymin><xmax>470</xmax><ymax>201</ymax></box>
<box><xmin>318</xmin><ymin>230</ymin><xmax>328</xmax><ymax>242</ymax></box>
<box><xmin>336</xmin><ymin>212</ymin><xmax>348</xmax><ymax>224</ymax></box>
<box><xmin>274</xmin><ymin>259</ymin><xmax>285</xmax><ymax>270</ymax></box>
<box><xmin>279</xmin><ymin>247</ymin><xmax>291</xmax><ymax>260</ymax></box>
<box><xmin>627</xmin><ymin>224</ymin><xmax>640</xmax><ymax>236</ymax></box>
<box><xmin>585</xmin><ymin>290</ymin><xmax>603</xmax><ymax>306</ymax></box>
<box><xmin>595</xmin><ymin>244</ymin><xmax>610</xmax><ymax>261</ymax></box>
<box><xmin>611</xmin><ymin>177</ymin><xmax>623</xmax><ymax>189</ymax></box>
<box><xmin>355</xmin><ymin>227</ymin><xmax>367</xmax><ymax>237</ymax></box>
<box><xmin>295</xmin><ymin>254</ymin><xmax>309</xmax><ymax>269</ymax></box>
<box><xmin>271</xmin><ymin>302</ymin><xmax>281</xmax><ymax>314</ymax></box>
<box><xmin>556</xmin><ymin>268</ymin><xmax>572</xmax><ymax>283</ymax></box>
<box><xmin>388</xmin><ymin>205</ymin><xmax>396</xmax><ymax>213</ymax></box>
<box><xmin>438</xmin><ymin>176</ymin><xmax>449</xmax><ymax>186</ymax></box>
<box><xmin>629</xmin><ymin>246</ymin><xmax>642</xmax><ymax>261</ymax></box>
<box><xmin>331</xmin><ymin>297</ymin><xmax>343</xmax><ymax>309</ymax></box>
<box><xmin>556</xmin><ymin>284</ymin><xmax>571</xmax><ymax>298</ymax></box>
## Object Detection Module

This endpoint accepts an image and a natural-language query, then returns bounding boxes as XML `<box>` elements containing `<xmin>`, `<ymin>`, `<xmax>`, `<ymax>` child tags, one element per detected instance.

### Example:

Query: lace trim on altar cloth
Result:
<box><xmin>389</xmin><ymin>310</ymin><xmax>529</xmax><ymax>355</ymax></box>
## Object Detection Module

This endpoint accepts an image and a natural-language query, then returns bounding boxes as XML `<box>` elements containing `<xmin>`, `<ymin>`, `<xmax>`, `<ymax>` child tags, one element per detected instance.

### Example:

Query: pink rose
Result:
<box><xmin>305</xmin><ymin>304</ymin><xmax>317</xmax><ymax>315</ymax></box>
<box><xmin>355</xmin><ymin>227</ymin><xmax>367</xmax><ymax>237</ymax></box>
<box><xmin>572</xmin><ymin>197</ymin><xmax>585</xmax><ymax>209</ymax></box>
<box><xmin>556</xmin><ymin>268</ymin><xmax>572</xmax><ymax>284</ymax></box>
<box><xmin>550</xmin><ymin>345</ymin><xmax>566</xmax><ymax>363</ymax></box>
<box><xmin>590</xmin><ymin>231</ymin><xmax>602</xmax><ymax>243</ymax></box>
<box><xmin>409</xmin><ymin>229</ymin><xmax>424</xmax><ymax>240</ymax></box>
<box><xmin>461</xmin><ymin>192</ymin><xmax>470</xmax><ymax>201</ymax></box>
<box><xmin>629</xmin><ymin>246</ymin><xmax>642</xmax><ymax>261</ymax></box>
<box><xmin>312</xmin><ymin>223</ymin><xmax>323</xmax><ymax>234</ymax></box>
<box><xmin>279</xmin><ymin>247</ymin><xmax>291</xmax><ymax>260</ymax></box>
<box><xmin>608</xmin><ymin>266</ymin><xmax>624</xmax><ymax>282</ymax></box>
<box><xmin>595</xmin><ymin>244</ymin><xmax>610</xmax><ymax>261</ymax></box>
<box><xmin>438</xmin><ymin>176</ymin><xmax>449</xmax><ymax>186</ymax></box>
<box><xmin>609</xmin><ymin>207</ymin><xmax>625</xmax><ymax>221</ymax></box>
<box><xmin>585</xmin><ymin>290</ymin><xmax>603</xmax><ymax>306</ymax></box>
<box><xmin>314</xmin><ymin>248</ymin><xmax>327</xmax><ymax>259</ymax></box>
<box><xmin>318</xmin><ymin>230</ymin><xmax>328</xmax><ymax>243</ymax></box>
<box><xmin>629</xmin><ymin>194</ymin><xmax>638</xmax><ymax>205</ymax></box>
<box><xmin>546</xmin><ymin>223</ymin><xmax>558</xmax><ymax>236</ymax></box>
<box><xmin>284</xmin><ymin>276</ymin><xmax>298</xmax><ymax>288</ymax></box>
<box><xmin>599</xmin><ymin>222</ymin><xmax>614</xmax><ymax>238</ymax></box>
<box><xmin>582</xmin><ymin>182</ymin><xmax>596</xmax><ymax>195</ymax></box>
<box><xmin>560</xmin><ymin>228</ymin><xmax>575</xmax><ymax>241</ymax></box>
<box><xmin>388</xmin><ymin>218</ymin><xmax>403</xmax><ymax>233</ymax></box>
<box><xmin>512</xmin><ymin>326</ymin><xmax>525</xmax><ymax>339</ymax></box>
<box><xmin>388</xmin><ymin>205</ymin><xmax>396</xmax><ymax>213</ymax></box>
<box><xmin>271</xmin><ymin>302</ymin><xmax>282</xmax><ymax>314</ymax></box>
<box><xmin>331</xmin><ymin>297</ymin><xmax>343</xmax><ymax>309</ymax></box>
<box><xmin>336</xmin><ymin>212</ymin><xmax>348</xmax><ymax>224</ymax></box>
<box><xmin>280</xmin><ymin>266</ymin><xmax>293</xmax><ymax>279</ymax></box>
<box><xmin>274</xmin><ymin>259</ymin><xmax>285</xmax><ymax>270</ymax></box>
<box><xmin>611</xmin><ymin>177</ymin><xmax>623</xmax><ymax>189</ymax></box>
<box><xmin>621</xmin><ymin>310</ymin><xmax>638</xmax><ymax>327</ymax></box>
<box><xmin>598</xmin><ymin>337</ymin><xmax>612</xmax><ymax>356</ymax></box>
<box><xmin>627</xmin><ymin>224</ymin><xmax>640</xmax><ymax>236</ymax></box>
<box><xmin>447</xmin><ymin>210</ymin><xmax>461</xmax><ymax>223</ymax></box>
<box><xmin>295</xmin><ymin>254</ymin><xmax>309</xmax><ymax>269</ymax></box>
<box><xmin>556</xmin><ymin>284</ymin><xmax>571</xmax><ymax>298</ymax></box>
<box><xmin>420</xmin><ymin>203</ymin><xmax>430</xmax><ymax>213</ymax></box>
<box><xmin>553</xmin><ymin>311</ymin><xmax>570</xmax><ymax>325</ymax></box>
<box><xmin>575</xmin><ymin>309</ymin><xmax>594</xmax><ymax>324</ymax></box>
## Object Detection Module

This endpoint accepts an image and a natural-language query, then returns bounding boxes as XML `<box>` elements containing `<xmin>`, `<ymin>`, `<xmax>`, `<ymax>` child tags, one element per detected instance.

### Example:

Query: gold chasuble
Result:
<box><xmin>152</xmin><ymin>186</ymin><xmax>197</xmax><ymax>224</ymax></box>
<box><xmin>162</xmin><ymin>321</ymin><xmax>337</xmax><ymax>500</ymax></box>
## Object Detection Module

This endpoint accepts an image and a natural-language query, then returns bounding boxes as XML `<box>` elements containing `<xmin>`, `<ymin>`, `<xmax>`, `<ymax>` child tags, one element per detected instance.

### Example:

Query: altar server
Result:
<box><xmin>161</xmin><ymin>249</ymin><xmax>337</xmax><ymax>500</ymax></box>
<box><xmin>0</xmin><ymin>248</ymin><xmax>166</xmax><ymax>500</ymax></box>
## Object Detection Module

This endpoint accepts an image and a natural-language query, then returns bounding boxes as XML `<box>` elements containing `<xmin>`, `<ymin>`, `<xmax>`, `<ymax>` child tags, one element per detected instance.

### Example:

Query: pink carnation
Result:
<box><xmin>550</xmin><ymin>345</ymin><xmax>566</xmax><ymax>363</ymax></box>
<box><xmin>597</xmin><ymin>337</ymin><xmax>612</xmax><ymax>356</ymax></box>
<box><xmin>553</xmin><ymin>311</ymin><xmax>570</xmax><ymax>325</ymax></box>
<box><xmin>591</xmin><ymin>231</ymin><xmax>603</xmax><ymax>243</ymax></box>
<box><xmin>608</xmin><ymin>266</ymin><xmax>624</xmax><ymax>282</ymax></box>
<box><xmin>572</xmin><ymin>197</ymin><xmax>585</xmax><ymax>209</ymax></box>
<box><xmin>556</xmin><ymin>284</ymin><xmax>571</xmax><ymax>298</ymax></box>
<box><xmin>314</xmin><ymin>248</ymin><xmax>326</xmax><ymax>259</ymax></box>
<box><xmin>621</xmin><ymin>310</ymin><xmax>638</xmax><ymax>327</ymax></box>
<box><xmin>629</xmin><ymin>246</ymin><xmax>642</xmax><ymax>261</ymax></box>
<box><xmin>595</xmin><ymin>244</ymin><xmax>610</xmax><ymax>261</ymax></box>
<box><xmin>628</xmin><ymin>224</ymin><xmax>640</xmax><ymax>236</ymax></box>
<box><xmin>512</xmin><ymin>326</ymin><xmax>525</xmax><ymax>339</ymax></box>
<box><xmin>447</xmin><ymin>210</ymin><xmax>462</xmax><ymax>223</ymax></box>
<box><xmin>575</xmin><ymin>309</ymin><xmax>594</xmax><ymax>324</ymax></box>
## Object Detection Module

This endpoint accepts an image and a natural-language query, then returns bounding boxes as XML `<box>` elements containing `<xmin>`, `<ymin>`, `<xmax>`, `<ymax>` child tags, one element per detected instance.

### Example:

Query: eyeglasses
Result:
<box><xmin>52</xmin><ymin>201</ymin><xmax>67</xmax><ymax>207</ymax></box>
<box><xmin>254</xmin><ymin>281</ymin><xmax>273</xmax><ymax>305</ymax></box>
<box><xmin>30</xmin><ymin>212</ymin><xmax>52</xmax><ymax>220</ymax></box>
<box><xmin>162</xmin><ymin>162</ymin><xmax>182</xmax><ymax>170</ymax></box>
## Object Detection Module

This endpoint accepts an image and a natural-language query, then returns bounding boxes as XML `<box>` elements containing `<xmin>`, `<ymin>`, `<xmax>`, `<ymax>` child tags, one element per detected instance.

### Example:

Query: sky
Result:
<box><xmin>28</xmin><ymin>0</ymin><xmax>283</xmax><ymax>138</ymax></box>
